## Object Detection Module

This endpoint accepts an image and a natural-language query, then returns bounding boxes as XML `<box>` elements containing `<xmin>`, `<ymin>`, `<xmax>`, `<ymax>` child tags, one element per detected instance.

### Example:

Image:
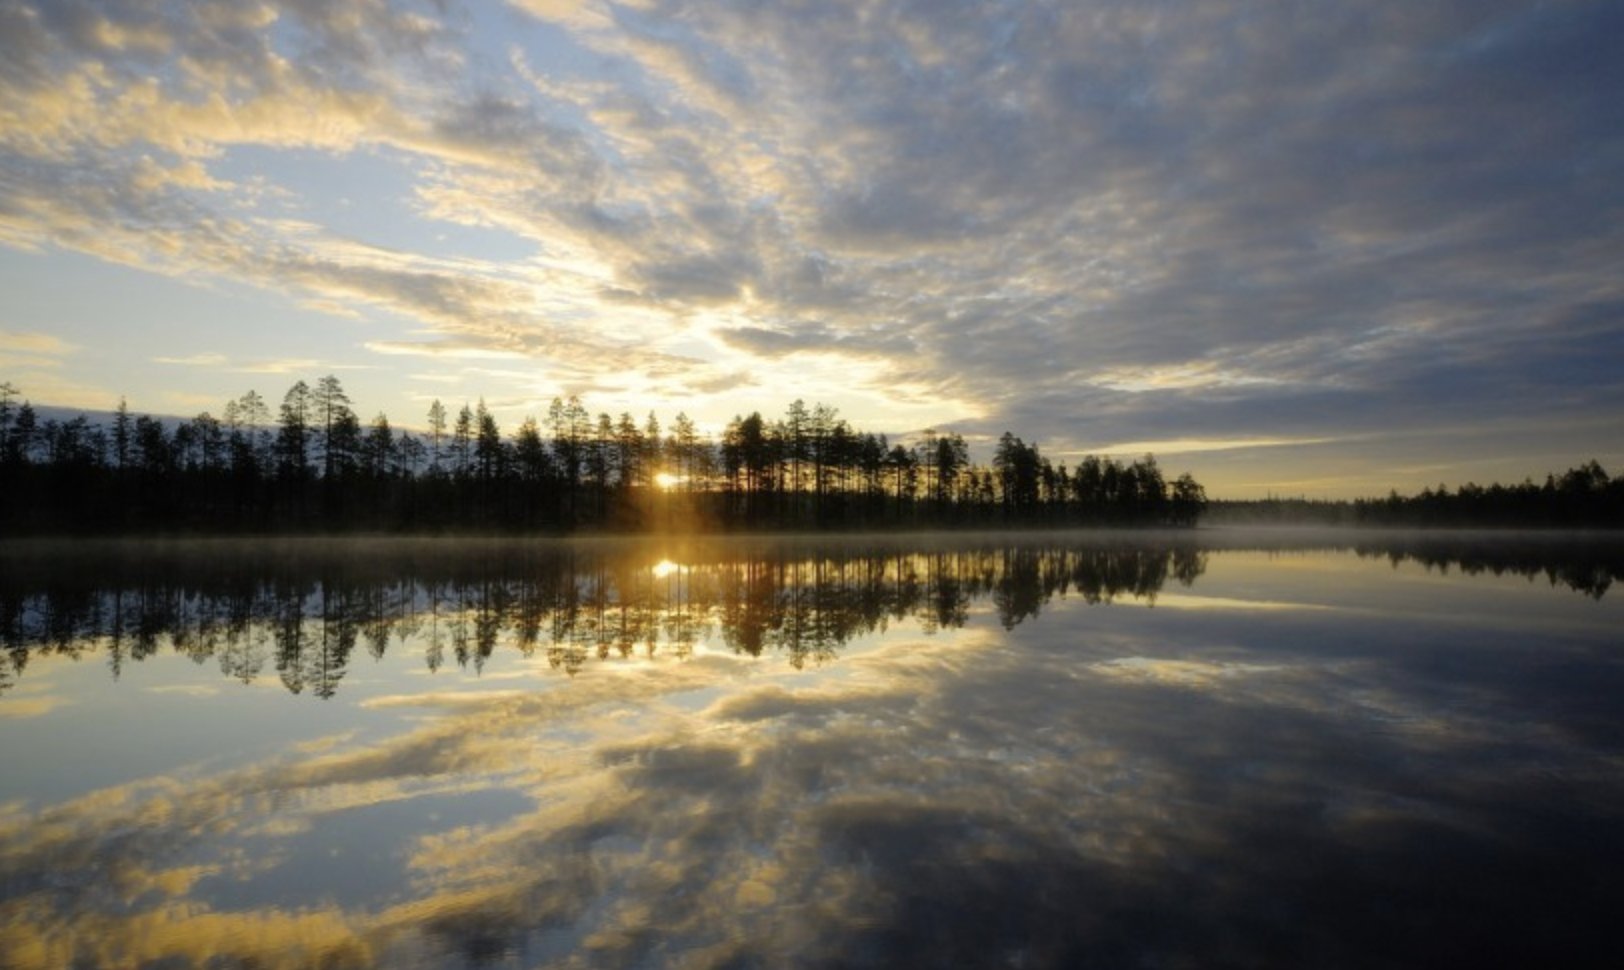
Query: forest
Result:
<box><xmin>1351</xmin><ymin>463</ymin><xmax>1624</xmax><ymax>527</ymax></box>
<box><xmin>0</xmin><ymin>378</ymin><xmax>1207</xmax><ymax>535</ymax></box>
<box><xmin>1204</xmin><ymin>461</ymin><xmax>1624</xmax><ymax>529</ymax></box>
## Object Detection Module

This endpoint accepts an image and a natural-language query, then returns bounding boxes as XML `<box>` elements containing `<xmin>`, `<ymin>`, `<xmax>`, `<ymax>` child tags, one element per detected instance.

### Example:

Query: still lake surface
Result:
<box><xmin>1</xmin><ymin>531</ymin><xmax>1621</xmax><ymax>968</ymax></box>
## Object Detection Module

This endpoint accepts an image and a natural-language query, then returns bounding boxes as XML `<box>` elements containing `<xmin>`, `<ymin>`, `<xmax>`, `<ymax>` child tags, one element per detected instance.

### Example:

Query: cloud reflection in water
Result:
<box><xmin>1</xmin><ymin>534</ymin><xmax>1622</xmax><ymax>967</ymax></box>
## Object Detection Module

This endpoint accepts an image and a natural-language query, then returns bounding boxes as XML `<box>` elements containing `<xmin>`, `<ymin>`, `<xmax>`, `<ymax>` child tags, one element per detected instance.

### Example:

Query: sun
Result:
<box><xmin>653</xmin><ymin>471</ymin><xmax>683</xmax><ymax>490</ymax></box>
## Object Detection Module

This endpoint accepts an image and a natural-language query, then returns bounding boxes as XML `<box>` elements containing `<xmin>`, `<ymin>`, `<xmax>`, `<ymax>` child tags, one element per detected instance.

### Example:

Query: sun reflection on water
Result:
<box><xmin>2</xmin><ymin>538</ymin><xmax>1623</xmax><ymax>968</ymax></box>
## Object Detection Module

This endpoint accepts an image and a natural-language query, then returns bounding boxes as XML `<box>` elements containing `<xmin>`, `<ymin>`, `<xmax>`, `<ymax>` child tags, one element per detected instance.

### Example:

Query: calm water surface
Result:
<box><xmin>2</xmin><ymin>531</ymin><xmax>1621</xmax><ymax>968</ymax></box>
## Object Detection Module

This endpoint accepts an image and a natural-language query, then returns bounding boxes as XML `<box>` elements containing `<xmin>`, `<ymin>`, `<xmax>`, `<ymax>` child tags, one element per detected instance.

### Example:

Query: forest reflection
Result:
<box><xmin>4</xmin><ymin>532</ymin><xmax>1619</xmax><ymax>699</ymax></box>
<box><xmin>1350</xmin><ymin>536</ymin><xmax>1623</xmax><ymax>599</ymax></box>
<box><xmin>0</xmin><ymin>539</ymin><xmax>1207</xmax><ymax>697</ymax></box>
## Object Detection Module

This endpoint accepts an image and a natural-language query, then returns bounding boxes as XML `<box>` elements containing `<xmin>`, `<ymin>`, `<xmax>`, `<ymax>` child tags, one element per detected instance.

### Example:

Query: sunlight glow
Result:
<box><xmin>654</xmin><ymin>472</ymin><xmax>684</xmax><ymax>490</ymax></box>
<box><xmin>650</xmin><ymin>559</ymin><xmax>682</xmax><ymax>578</ymax></box>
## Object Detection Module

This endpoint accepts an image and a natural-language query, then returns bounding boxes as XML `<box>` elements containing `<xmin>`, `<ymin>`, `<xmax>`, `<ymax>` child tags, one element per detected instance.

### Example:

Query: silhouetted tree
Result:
<box><xmin>513</xmin><ymin>416</ymin><xmax>549</xmax><ymax>481</ymax></box>
<box><xmin>111</xmin><ymin>397</ymin><xmax>131</xmax><ymax>471</ymax></box>
<box><xmin>0</xmin><ymin>382</ymin><xmax>1229</xmax><ymax>534</ymax></box>
<box><xmin>426</xmin><ymin>399</ymin><xmax>448</xmax><ymax>475</ymax></box>
<box><xmin>277</xmin><ymin>381</ymin><xmax>313</xmax><ymax>481</ymax></box>
<box><xmin>451</xmin><ymin>404</ymin><xmax>474</xmax><ymax>479</ymax></box>
<box><xmin>311</xmin><ymin>375</ymin><xmax>354</xmax><ymax>480</ymax></box>
<box><xmin>475</xmin><ymin>400</ymin><xmax>503</xmax><ymax>484</ymax></box>
<box><xmin>1170</xmin><ymin>473</ymin><xmax>1208</xmax><ymax>527</ymax></box>
<box><xmin>364</xmin><ymin>413</ymin><xmax>394</xmax><ymax>478</ymax></box>
<box><xmin>4</xmin><ymin>401</ymin><xmax>37</xmax><ymax>465</ymax></box>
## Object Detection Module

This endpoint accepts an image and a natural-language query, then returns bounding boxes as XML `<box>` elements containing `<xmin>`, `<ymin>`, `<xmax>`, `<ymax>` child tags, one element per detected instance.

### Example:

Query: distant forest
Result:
<box><xmin>0</xmin><ymin>378</ymin><xmax>1206</xmax><ymax>535</ymax></box>
<box><xmin>1206</xmin><ymin>460</ymin><xmax>1624</xmax><ymax>529</ymax></box>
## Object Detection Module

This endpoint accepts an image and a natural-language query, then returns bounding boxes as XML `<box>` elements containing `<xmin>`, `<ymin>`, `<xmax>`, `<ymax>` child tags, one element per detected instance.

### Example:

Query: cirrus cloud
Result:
<box><xmin>0</xmin><ymin>0</ymin><xmax>1620</xmax><ymax>492</ymax></box>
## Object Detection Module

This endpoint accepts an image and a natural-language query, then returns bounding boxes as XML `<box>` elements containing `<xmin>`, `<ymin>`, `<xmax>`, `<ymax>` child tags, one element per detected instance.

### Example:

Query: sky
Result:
<box><xmin>1</xmin><ymin>0</ymin><xmax>1621</xmax><ymax>498</ymax></box>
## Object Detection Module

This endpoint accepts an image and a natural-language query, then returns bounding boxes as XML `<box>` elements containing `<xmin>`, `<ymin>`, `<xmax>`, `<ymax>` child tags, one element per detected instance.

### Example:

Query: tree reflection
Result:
<box><xmin>1</xmin><ymin>534</ymin><xmax>1619</xmax><ymax>698</ymax></box>
<box><xmin>0</xmin><ymin>538</ymin><xmax>1211</xmax><ymax>696</ymax></box>
<box><xmin>1352</xmin><ymin>536</ymin><xmax>1624</xmax><ymax>600</ymax></box>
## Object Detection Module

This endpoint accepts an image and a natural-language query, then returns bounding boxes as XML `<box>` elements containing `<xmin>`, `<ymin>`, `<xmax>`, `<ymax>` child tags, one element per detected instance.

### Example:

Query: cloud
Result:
<box><xmin>1</xmin><ymin>0</ymin><xmax>1621</xmax><ymax>489</ymax></box>
<box><xmin>152</xmin><ymin>352</ymin><xmax>228</xmax><ymax>366</ymax></box>
<box><xmin>0</xmin><ymin>329</ymin><xmax>75</xmax><ymax>356</ymax></box>
<box><xmin>0</xmin><ymin>329</ymin><xmax>78</xmax><ymax>375</ymax></box>
<box><xmin>1075</xmin><ymin>436</ymin><xmax>1343</xmax><ymax>458</ymax></box>
<box><xmin>0</xmin><ymin>353</ymin><xmax>113</xmax><ymax>410</ymax></box>
<box><xmin>507</xmin><ymin>0</ymin><xmax>606</xmax><ymax>29</ymax></box>
<box><xmin>716</xmin><ymin>323</ymin><xmax>916</xmax><ymax>362</ymax></box>
<box><xmin>363</xmin><ymin>341</ymin><xmax>528</xmax><ymax>360</ymax></box>
<box><xmin>149</xmin><ymin>352</ymin><xmax>372</xmax><ymax>375</ymax></box>
<box><xmin>4</xmin><ymin>540</ymin><xmax>1623</xmax><ymax>965</ymax></box>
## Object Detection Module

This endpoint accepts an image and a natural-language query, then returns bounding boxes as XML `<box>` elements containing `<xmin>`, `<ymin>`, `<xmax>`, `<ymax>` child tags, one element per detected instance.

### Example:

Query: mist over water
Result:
<box><xmin>2</xmin><ymin>532</ymin><xmax>1622</xmax><ymax>968</ymax></box>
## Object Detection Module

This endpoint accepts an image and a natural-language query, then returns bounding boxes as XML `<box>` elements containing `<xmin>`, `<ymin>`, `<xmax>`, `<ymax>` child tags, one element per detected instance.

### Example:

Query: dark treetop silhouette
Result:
<box><xmin>1204</xmin><ymin>461</ymin><xmax>1624</xmax><ymax>529</ymax></box>
<box><xmin>0</xmin><ymin>378</ymin><xmax>1204</xmax><ymax>534</ymax></box>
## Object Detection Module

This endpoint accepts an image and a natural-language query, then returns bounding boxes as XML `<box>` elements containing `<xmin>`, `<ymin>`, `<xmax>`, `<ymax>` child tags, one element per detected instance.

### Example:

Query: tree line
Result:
<box><xmin>0</xmin><ymin>378</ymin><xmax>1207</xmax><ymax>535</ymax></box>
<box><xmin>1202</xmin><ymin>461</ymin><xmax>1624</xmax><ymax>529</ymax></box>
<box><xmin>1351</xmin><ymin>461</ymin><xmax>1624</xmax><ymax>527</ymax></box>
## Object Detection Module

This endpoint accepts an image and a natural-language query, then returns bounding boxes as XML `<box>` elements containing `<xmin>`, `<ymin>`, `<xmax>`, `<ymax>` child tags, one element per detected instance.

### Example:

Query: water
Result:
<box><xmin>2</xmin><ymin>531</ymin><xmax>1621</xmax><ymax>968</ymax></box>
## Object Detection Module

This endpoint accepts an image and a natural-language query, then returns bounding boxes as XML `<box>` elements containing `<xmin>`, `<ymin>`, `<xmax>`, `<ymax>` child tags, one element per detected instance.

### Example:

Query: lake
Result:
<box><xmin>2</xmin><ymin>531</ymin><xmax>1621</xmax><ymax>968</ymax></box>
